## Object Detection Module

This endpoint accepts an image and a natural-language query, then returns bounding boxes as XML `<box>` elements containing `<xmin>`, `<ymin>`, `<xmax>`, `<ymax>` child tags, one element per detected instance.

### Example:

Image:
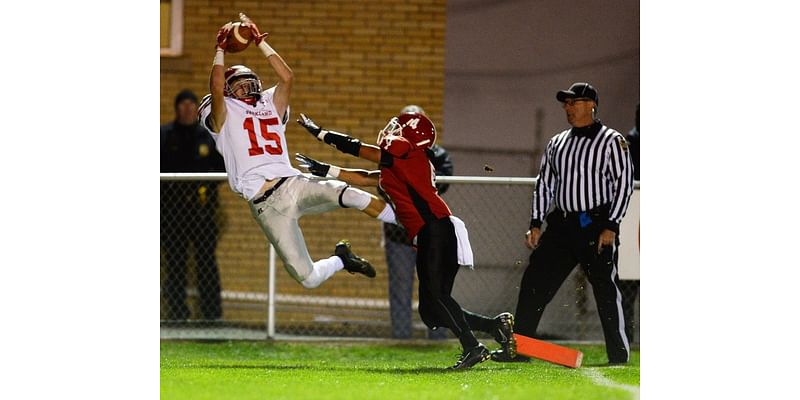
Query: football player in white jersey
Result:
<box><xmin>197</xmin><ymin>15</ymin><xmax>397</xmax><ymax>289</ymax></box>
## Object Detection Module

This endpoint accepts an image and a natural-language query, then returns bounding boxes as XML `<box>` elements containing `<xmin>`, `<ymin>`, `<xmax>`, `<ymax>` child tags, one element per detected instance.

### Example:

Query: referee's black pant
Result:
<box><xmin>514</xmin><ymin>206</ymin><xmax>630</xmax><ymax>363</ymax></box>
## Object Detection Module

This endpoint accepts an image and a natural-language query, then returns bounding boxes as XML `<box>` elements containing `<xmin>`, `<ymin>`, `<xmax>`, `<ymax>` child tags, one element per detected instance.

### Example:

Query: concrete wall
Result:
<box><xmin>444</xmin><ymin>0</ymin><xmax>640</xmax><ymax>176</ymax></box>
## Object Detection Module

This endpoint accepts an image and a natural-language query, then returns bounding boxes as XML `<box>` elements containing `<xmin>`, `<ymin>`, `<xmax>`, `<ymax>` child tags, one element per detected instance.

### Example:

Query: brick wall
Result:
<box><xmin>160</xmin><ymin>0</ymin><xmax>446</xmax><ymax>328</ymax></box>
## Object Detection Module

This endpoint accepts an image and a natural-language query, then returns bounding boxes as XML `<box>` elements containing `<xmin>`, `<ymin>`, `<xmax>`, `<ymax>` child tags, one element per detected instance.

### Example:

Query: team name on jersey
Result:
<box><xmin>245</xmin><ymin>109</ymin><xmax>274</xmax><ymax>118</ymax></box>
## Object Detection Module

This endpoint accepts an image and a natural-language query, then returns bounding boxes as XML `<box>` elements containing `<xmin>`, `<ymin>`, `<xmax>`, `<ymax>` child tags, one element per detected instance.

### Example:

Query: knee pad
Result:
<box><xmin>339</xmin><ymin>186</ymin><xmax>372</xmax><ymax>210</ymax></box>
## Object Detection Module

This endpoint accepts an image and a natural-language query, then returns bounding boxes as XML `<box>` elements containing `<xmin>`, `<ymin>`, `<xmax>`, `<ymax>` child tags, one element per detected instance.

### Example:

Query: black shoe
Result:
<box><xmin>335</xmin><ymin>240</ymin><xmax>376</xmax><ymax>278</ymax></box>
<box><xmin>493</xmin><ymin>312</ymin><xmax>516</xmax><ymax>358</ymax></box>
<box><xmin>450</xmin><ymin>344</ymin><xmax>490</xmax><ymax>370</ymax></box>
<box><xmin>490</xmin><ymin>349</ymin><xmax>530</xmax><ymax>363</ymax></box>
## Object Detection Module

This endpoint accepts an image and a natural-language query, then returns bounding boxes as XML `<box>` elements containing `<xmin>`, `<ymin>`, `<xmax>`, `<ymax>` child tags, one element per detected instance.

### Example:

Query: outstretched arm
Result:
<box><xmin>295</xmin><ymin>153</ymin><xmax>390</xmax><ymax>220</ymax></box>
<box><xmin>241</xmin><ymin>13</ymin><xmax>293</xmax><ymax>122</ymax></box>
<box><xmin>208</xmin><ymin>24</ymin><xmax>232</xmax><ymax>133</ymax></box>
<box><xmin>295</xmin><ymin>153</ymin><xmax>380</xmax><ymax>186</ymax></box>
<box><xmin>296</xmin><ymin>114</ymin><xmax>382</xmax><ymax>164</ymax></box>
<box><xmin>337</xmin><ymin>167</ymin><xmax>381</xmax><ymax>187</ymax></box>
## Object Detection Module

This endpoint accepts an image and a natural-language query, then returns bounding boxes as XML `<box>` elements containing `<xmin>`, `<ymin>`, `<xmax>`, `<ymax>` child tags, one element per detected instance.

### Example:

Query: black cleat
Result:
<box><xmin>490</xmin><ymin>349</ymin><xmax>530</xmax><ymax>363</ymax></box>
<box><xmin>493</xmin><ymin>312</ymin><xmax>517</xmax><ymax>359</ymax></box>
<box><xmin>335</xmin><ymin>240</ymin><xmax>376</xmax><ymax>278</ymax></box>
<box><xmin>450</xmin><ymin>344</ymin><xmax>490</xmax><ymax>370</ymax></box>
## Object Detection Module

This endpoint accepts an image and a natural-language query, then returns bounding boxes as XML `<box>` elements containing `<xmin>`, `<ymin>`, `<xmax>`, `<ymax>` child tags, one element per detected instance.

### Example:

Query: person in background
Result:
<box><xmin>161</xmin><ymin>89</ymin><xmax>225</xmax><ymax>322</ymax></box>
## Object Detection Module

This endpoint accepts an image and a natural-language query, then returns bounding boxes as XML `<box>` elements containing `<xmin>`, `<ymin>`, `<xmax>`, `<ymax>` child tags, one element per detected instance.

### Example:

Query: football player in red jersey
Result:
<box><xmin>296</xmin><ymin>112</ymin><xmax>516</xmax><ymax>370</ymax></box>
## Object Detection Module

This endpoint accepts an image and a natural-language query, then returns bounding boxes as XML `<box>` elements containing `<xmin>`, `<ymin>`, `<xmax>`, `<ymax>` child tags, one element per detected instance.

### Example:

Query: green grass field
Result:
<box><xmin>161</xmin><ymin>340</ymin><xmax>639</xmax><ymax>400</ymax></box>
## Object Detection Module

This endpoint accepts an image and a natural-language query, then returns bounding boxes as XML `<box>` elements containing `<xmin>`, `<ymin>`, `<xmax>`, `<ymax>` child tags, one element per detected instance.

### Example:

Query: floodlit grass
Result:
<box><xmin>161</xmin><ymin>340</ymin><xmax>639</xmax><ymax>400</ymax></box>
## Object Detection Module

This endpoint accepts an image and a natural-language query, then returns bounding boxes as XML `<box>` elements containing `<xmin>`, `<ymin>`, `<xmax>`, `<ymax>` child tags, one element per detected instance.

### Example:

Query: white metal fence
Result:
<box><xmin>160</xmin><ymin>173</ymin><xmax>640</xmax><ymax>343</ymax></box>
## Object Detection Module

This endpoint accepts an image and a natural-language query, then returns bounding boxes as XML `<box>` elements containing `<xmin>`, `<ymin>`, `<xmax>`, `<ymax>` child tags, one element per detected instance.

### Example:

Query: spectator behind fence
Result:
<box><xmin>495</xmin><ymin>82</ymin><xmax>634</xmax><ymax>364</ymax></box>
<box><xmin>160</xmin><ymin>89</ymin><xmax>226</xmax><ymax>321</ymax></box>
<box><xmin>381</xmin><ymin>105</ymin><xmax>454</xmax><ymax>339</ymax></box>
<box><xmin>619</xmin><ymin>103</ymin><xmax>640</xmax><ymax>343</ymax></box>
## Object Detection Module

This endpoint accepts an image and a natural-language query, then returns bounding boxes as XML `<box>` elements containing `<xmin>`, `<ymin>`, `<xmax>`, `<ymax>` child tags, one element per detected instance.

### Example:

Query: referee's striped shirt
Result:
<box><xmin>530</xmin><ymin>121</ymin><xmax>634</xmax><ymax>232</ymax></box>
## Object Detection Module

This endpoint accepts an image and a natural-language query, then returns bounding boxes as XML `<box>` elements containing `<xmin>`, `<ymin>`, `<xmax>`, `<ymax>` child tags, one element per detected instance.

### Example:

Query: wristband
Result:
<box><xmin>213</xmin><ymin>48</ymin><xmax>225</xmax><ymax>66</ymax></box>
<box><xmin>317</xmin><ymin>130</ymin><xmax>329</xmax><ymax>141</ymax></box>
<box><xmin>258</xmin><ymin>41</ymin><xmax>277</xmax><ymax>58</ymax></box>
<box><xmin>328</xmin><ymin>166</ymin><xmax>341</xmax><ymax>178</ymax></box>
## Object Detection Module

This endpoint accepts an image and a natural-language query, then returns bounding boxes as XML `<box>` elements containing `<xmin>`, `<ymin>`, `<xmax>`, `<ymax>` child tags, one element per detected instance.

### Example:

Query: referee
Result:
<box><xmin>493</xmin><ymin>82</ymin><xmax>634</xmax><ymax>364</ymax></box>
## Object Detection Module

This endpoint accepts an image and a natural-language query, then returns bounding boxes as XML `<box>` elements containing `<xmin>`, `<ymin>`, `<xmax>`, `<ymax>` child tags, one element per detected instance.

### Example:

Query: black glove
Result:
<box><xmin>297</xmin><ymin>113</ymin><xmax>323</xmax><ymax>140</ymax></box>
<box><xmin>295</xmin><ymin>153</ymin><xmax>330</xmax><ymax>177</ymax></box>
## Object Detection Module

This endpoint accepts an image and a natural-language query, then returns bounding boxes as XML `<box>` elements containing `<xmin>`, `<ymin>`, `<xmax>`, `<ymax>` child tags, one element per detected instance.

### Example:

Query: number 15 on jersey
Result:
<box><xmin>244</xmin><ymin>116</ymin><xmax>283</xmax><ymax>156</ymax></box>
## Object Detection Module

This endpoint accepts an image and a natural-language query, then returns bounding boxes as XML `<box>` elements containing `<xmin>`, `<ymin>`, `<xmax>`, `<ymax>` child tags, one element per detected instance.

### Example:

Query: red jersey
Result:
<box><xmin>378</xmin><ymin>136</ymin><xmax>451</xmax><ymax>240</ymax></box>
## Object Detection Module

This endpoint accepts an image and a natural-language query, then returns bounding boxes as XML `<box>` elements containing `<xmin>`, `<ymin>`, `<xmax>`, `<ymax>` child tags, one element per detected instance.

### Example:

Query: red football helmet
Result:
<box><xmin>224</xmin><ymin>65</ymin><xmax>262</xmax><ymax>104</ymax></box>
<box><xmin>377</xmin><ymin>112</ymin><xmax>436</xmax><ymax>149</ymax></box>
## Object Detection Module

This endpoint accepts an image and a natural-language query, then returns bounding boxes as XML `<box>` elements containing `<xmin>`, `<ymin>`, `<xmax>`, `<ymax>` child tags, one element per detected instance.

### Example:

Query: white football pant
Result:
<box><xmin>248</xmin><ymin>174</ymin><xmax>372</xmax><ymax>288</ymax></box>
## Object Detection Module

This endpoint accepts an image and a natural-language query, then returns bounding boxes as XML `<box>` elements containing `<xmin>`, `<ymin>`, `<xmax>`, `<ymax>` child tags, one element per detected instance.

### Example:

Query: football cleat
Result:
<box><xmin>490</xmin><ymin>349</ymin><xmax>530</xmax><ymax>363</ymax></box>
<box><xmin>493</xmin><ymin>312</ymin><xmax>517</xmax><ymax>359</ymax></box>
<box><xmin>450</xmin><ymin>344</ymin><xmax>490</xmax><ymax>370</ymax></box>
<box><xmin>335</xmin><ymin>240</ymin><xmax>376</xmax><ymax>278</ymax></box>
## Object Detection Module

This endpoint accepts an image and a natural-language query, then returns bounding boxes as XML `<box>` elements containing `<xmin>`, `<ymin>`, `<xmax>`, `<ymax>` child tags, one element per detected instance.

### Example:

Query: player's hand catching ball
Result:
<box><xmin>297</xmin><ymin>113</ymin><xmax>324</xmax><ymax>140</ymax></box>
<box><xmin>239</xmin><ymin>13</ymin><xmax>269</xmax><ymax>44</ymax></box>
<box><xmin>295</xmin><ymin>153</ymin><xmax>331</xmax><ymax>177</ymax></box>
<box><xmin>216</xmin><ymin>22</ymin><xmax>233</xmax><ymax>51</ymax></box>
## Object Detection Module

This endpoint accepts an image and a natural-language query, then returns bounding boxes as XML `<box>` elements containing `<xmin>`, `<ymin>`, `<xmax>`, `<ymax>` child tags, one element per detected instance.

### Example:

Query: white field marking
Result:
<box><xmin>581</xmin><ymin>368</ymin><xmax>640</xmax><ymax>400</ymax></box>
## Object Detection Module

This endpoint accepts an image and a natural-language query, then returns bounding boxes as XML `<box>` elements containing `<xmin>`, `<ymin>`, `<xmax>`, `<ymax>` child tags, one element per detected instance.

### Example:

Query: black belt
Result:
<box><xmin>555</xmin><ymin>203</ymin><xmax>611</xmax><ymax>227</ymax></box>
<box><xmin>252</xmin><ymin>177</ymin><xmax>288</xmax><ymax>204</ymax></box>
<box><xmin>557</xmin><ymin>203</ymin><xmax>610</xmax><ymax>217</ymax></box>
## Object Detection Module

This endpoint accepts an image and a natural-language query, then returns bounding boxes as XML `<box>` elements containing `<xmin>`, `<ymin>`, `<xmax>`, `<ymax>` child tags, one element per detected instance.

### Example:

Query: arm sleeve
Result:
<box><xmin>605</xmin><ymin>134</ymin><xmax>635</xmax><ymax>232</ymax></box>
<box><xmin>530</xmin><ymin>139</ymin><xmax>556</xmax><ymax>228</ymax></box>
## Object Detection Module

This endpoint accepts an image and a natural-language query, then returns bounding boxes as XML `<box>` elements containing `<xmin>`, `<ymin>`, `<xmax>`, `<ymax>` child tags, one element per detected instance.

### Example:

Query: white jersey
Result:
<box><xmin>199</xmin><ymin>86</ymin><xmax>300</xmax><ymax>200</ymax></box>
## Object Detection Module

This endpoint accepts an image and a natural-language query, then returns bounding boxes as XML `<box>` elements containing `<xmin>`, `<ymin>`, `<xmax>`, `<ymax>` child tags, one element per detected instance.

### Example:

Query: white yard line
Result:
<box><xmin>581</xmin><ymin>368</ymin><xmax>640</xmax><ymax>400</ymax></box>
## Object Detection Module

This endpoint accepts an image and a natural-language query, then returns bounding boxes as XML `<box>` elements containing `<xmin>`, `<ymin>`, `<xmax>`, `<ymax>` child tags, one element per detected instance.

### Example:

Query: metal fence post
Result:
<box><xmin>268</xmin><ymin>244</ymin><xmax>276</xmax><ymax>339</ymax></box>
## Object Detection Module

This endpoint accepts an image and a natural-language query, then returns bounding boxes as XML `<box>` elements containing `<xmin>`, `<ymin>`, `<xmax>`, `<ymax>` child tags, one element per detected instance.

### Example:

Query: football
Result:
<box><xmin>226</xmin><ymin>22</ymin><xmax>253</xmax><ymax>53</ymax></box>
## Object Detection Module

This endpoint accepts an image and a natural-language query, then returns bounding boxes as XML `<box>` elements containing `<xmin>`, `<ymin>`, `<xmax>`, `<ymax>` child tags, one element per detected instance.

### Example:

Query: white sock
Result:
<box><xmin>301</xmin><ymin>256</ymin><xmax>344</xmax><ymax>288</ymax></box>
<box><xmin>377</xmin><ymin>204</ymin><xmax>397</xmax><ymax>224</ymax></box>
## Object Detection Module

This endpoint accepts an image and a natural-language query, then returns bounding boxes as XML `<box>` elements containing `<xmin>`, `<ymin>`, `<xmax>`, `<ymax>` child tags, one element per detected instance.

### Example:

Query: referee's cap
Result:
<box><xmin>557</xmin><ymin>82</ymin><xmax>598</xmax><ymax>104</ymax></box>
